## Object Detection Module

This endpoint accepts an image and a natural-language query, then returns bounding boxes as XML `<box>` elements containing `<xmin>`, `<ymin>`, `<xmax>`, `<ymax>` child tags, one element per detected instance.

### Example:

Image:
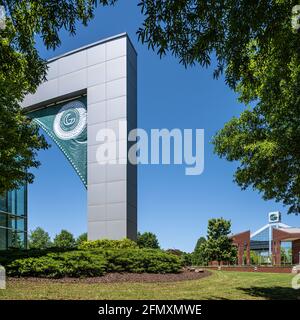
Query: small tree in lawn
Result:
<box><xmin>29</xmin><ymin>227</ymin><xmax>52</xmax><ymax>249</ymax></box>
<box><xmin>137</xmin><ymin>232</ymin><xmax>160</xmax><ymax>249</ymax></box>
<box><xmin>193</xmin><ymin>236</ymin><xmax>206</xmax><ymax>265</ymax></box>
<box><xmin>53</xmin><ymin>230</ymin><xmax>76</xmax><ymax>249</ymax></box>
<box><xmin>76</xmin><ymin>232</ymin><xmax>88</xmax><ymax>246</ymax></box>
<box><xmin>201</xmin><ymin>218</ymin><xmax>237</xmax><ymax>265</ymax></box>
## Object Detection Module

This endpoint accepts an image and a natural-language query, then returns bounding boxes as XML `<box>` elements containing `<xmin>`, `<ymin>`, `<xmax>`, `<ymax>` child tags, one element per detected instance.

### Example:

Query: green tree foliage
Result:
<box><xmin>29</xmin><ymin>227</ymin><xmax>52</xmax><ymax>249</ymax></box>
<box><xmin>165</xmin><ymin>249</ymin><xmax>193</xmax><ymax>266</ymax></box>
<box><xmin>0</xmin><ymin>24</ymin><xmax>48</xmax><ymax>192</ymax></box>
<box><xmin>200</xmin><ymin>218</ymin><xmax>237</xmax><ymax>265</ymax></box>
<box><xmin>281</xmin><ymin>247</ymin><xmax>292</xmax><ymax>265</ymax></box>
<box><xmin>244</xmin><ymin>250</ymin><xmax>261</xmax><ymax>265</ymax></box>
<box><xmin>137</xmin><ymin>231</ymin><xmax>160</xmax><ymax>249</ymax></box>
<box><xmin>137</xmin><ymin>1</ymin><xmax>300</xmax><ymax>214</ymax></box>
<box><xmin>193</xmin><ymin>236</ymin><xmax>206</xmax><ymax>265</ymax></box>
<box><xmin>194</xmin><ymin>237</ymin><xmax>206</xmax><ymax>251</ymax></box>
<box><xmin>76</xmin><ymin>232</ymin><xmax>88</xmax><ymax>246</ymax></box>
<box><xmin>10</xmin><ymin>232</ymin><xmax>23</xmax><ymax>249</ymax></box>
<box><xmin>0</xmin><ymin>0</ymin><xmax>116</xmax><ymax>192</ymax></box>
<box><xmin>53</xmin><ymin>230</ymin><xmax>76</xmax><ymax>249</ymax></box>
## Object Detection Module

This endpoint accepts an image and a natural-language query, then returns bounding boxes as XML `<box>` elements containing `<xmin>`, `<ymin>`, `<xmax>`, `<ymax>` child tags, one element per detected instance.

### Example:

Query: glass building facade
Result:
<box><xmin>0</xmin><ymin>186</ymin><xmax>28</xmax><ymax>250</ymax></box>
<box><xmin>250</xmin><ymin>226</ymin><xmax>271</xmax><ymax>252</ymax></box>
<box><xmin>250</xmin><ymin>222</ymin><xmax>292</xmax><ymax>263</ymax></box>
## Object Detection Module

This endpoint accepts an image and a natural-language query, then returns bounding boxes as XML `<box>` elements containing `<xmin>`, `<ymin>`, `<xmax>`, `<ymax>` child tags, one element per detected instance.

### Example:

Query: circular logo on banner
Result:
<box><xmin>53</xmin><ymin>100</ymin><xmax>87</xmax><ymax>140</ymax></box>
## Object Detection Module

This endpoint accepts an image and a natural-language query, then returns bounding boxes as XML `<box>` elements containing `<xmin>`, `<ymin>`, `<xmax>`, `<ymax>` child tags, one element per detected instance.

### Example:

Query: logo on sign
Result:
<box><xmin>268</xmin><ymin>211</ymin><xmax>281</xmax><ymax>224</ymax></box>
<box><xmin>53</xmin><ymin>100</ymin><xmax>86</xmax><ymax>140</ymax></box>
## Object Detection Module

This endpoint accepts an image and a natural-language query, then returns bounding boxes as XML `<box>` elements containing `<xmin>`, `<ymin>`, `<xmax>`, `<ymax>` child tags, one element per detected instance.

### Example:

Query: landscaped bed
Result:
<box><xmin>7</xmin><ymin>269</ymin><xmax>211</xmax><ymax>283</ymax></box>
<box><xmin>1</xmin><ymin>239</ymin><xmax>298</xmax><ymax>300</ymax></box>
<box><xmin>0</xmin><ymin>239</ymin><xmax>185</xmax><ymax>279</ymax></box>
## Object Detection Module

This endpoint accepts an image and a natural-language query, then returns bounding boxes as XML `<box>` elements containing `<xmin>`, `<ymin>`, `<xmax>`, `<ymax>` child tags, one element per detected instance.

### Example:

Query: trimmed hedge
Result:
<box><xmin>78</xmin><ymin>238</ymin><xmax>138</xmax><ymax>250</ymax></box>
<box><xmin>5</xmin><ymin>248</ymin><xmax>182</xmax><ymax>278</ymax></box>
<box><xmin>0</xmin><ymin>247</ymin><xmax>74</xmax><ymax>267</ymax></box>
<box><xmin>7</xmin><ymin>251</ymin><xmax>107</xmax><ymax>278</ymax></box>
<box><xmin>102</xmin><ymin>249</ymin><xmax>182</xmax><ymax>273</ymax></box>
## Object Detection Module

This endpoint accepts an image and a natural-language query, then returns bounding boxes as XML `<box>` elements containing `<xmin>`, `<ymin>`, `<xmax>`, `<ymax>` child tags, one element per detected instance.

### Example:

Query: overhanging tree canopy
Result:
<box><xmin>1</xmin><ymin>1</ymin><xmax>299</xmax><ymax>214</ymax></box>
<box><xmin>137</xmin><ymin>0</ymin><xmax>300</xmax><ymax>213</ymax></box>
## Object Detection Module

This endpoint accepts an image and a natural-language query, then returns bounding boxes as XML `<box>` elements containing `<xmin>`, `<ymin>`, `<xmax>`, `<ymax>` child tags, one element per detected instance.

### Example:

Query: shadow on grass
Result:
<box><xmin>237</xmin><ymin>286</ymin><xmax>300</xmax><ymax>300</ymax></box>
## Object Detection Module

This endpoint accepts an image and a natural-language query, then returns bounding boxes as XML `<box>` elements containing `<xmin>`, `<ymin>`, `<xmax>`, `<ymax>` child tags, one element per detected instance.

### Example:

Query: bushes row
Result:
<box><xmin>102</xmin><ymin>249</ymin><xmax>181</xmax><ymax>274</ymax></box>
<box><xmin>0</xmin><ymin>239</ymin><xmax>138</xmax><ymax>267</ymax></box>
<box><xmin>0</xmin><ymin>247</ymin><xmax>75</xmax><ymax>267</ymax></box>
<box><xmin>6</xmin><ymin>248</ymin><xmax>182</xmax><ymax>278</ymax></box>
<box><xmin>7</xmin><ymin>251</ymin><xmax>107</xmax><ymax>278</ymax></box>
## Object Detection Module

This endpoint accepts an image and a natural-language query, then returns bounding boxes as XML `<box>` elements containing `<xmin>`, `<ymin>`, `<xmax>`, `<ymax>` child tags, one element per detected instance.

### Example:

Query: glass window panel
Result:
<box><xmin>0</xmin><ymin>212</ymin><xmax>7</xmax><ymax>228</ymax></box>
<box><xmin>16</xmin><ymin>186</ymin><xmax>26</xmax><ymax>216</ymax></box>
<box><xmin>0</xmin><ymin>185</ymin><xmax>27</xmax><ymax>250</ymax></box>
<box><xmin>16</xmin><ymin>217</ymin><xmax>25</xmax><ymax>231</ymax></box>
<box><xmin>7</xmin><ymin>216</ymin><xmax>25</xmax><ymax>231</ymax></box>
<box><xmin>0</xmin><ymin>228</ymin><xmax>6</xmax><ymax>250</ymax></box>
<box><xmin>7</xmin><ymin>191</ymin><xmax>15</xmax><ymax>215</ymax></box>
<box><xmin>0</xmin><ymin>193</ymin><xmax>7</xmax><ymax>212</ymax></box>
<box><xmin>251</xmin><ymin>227</ymin><xmax>270</xmax><ymax>242</ymax></box>
<box><xmin>7</xmin><ymin>230</ymin><xmax>25</xmax><ymax>249</ymax></box>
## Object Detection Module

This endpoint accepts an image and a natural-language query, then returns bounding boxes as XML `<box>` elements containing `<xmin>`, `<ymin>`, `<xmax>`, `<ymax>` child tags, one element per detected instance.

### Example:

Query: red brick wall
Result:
<box><xmin>292</xmin><ymin>240</ymin><xmax>300</xmax><ymax>264</ymax></box>
<box><xmin>206</xmin><ymin>266</ymin><xmax>293</xmax><ymax>273</ymax></box>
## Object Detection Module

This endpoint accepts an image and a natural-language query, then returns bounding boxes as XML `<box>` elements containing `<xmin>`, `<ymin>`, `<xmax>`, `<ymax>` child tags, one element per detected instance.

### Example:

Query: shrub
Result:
<box><xmin>6</xmin><ymin>248</ymin><xmax>182</xmax><ymax>278</ymax></box>
<box><xmin>181</xmin><ymin>253</ymin><xmax>193</xmax><ymax>266</ymax></box>
<box><xmin>7</xmin><ymin>251</ymin><xmax>107</xmax><ymax>278</ymax></box>
<box><xmin>78</xmin><ymin>238</ymin><xmax>138</xmax><ymax>250</ymax></box>
<box><xmin>165</xmin><ymin>249</ymin><xmax>193</xmax><ymax>266</ymax></box>
<box><xmin>0</xmin><ymin>247</ymin><xmax>74</xmax><ymax>267</ymax></box>
<box><xmin>102</xmin><ymin>249</ymin><xmax>182</xmax><ymax>273</ymax></box>
<box><xmin>165</xmin><ymin>249</ymin><xmax>184</xmax><ymax>256</ymax></box>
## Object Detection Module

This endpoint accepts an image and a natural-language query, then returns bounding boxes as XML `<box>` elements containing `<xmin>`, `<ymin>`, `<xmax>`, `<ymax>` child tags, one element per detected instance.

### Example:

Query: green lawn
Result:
<box><xmin>0</xmin><ymin>271</ymin><xmax>299</xmax><ymax>300</ymax></box>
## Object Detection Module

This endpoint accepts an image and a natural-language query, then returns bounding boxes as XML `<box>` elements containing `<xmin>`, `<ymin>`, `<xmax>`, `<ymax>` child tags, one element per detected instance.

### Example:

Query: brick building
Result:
<box><xmin>231</xmin><ymin>212</ymin><xmax>300</xmax><ymax>266</ymax></box>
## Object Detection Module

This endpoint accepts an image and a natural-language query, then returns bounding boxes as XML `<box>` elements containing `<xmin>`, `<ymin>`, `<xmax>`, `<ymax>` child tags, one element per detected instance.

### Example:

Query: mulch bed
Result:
<box><xmin>8</xmin><ymin>270</ymin><xmax>211</xmax><ymax>284</ymax></box>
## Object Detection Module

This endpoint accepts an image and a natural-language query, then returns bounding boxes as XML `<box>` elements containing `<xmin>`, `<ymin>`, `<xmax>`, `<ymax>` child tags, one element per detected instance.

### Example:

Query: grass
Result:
<box><xmin>0</xmin><ymin>271</ymin><xmax>299</xmax><ymax>300</ymax></box>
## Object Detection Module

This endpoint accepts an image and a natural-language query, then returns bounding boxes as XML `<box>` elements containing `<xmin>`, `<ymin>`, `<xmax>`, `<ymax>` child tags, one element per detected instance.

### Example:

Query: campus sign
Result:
<box><xmin>29</xmin><ymin>98</ymin><xmax>88</xmax><ymax>186</ymax></box>
<box><xmin>268</xmin><ymin>211</ymin><xmax>281</xmax><ymax>224</ymax></box>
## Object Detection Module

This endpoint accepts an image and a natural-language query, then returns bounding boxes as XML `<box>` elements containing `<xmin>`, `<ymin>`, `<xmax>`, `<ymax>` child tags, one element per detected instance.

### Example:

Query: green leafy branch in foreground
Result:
<box><xmin>0</xmin><ymin>0</ymin><xmax>117</xmax><ymax>192</ymax></box>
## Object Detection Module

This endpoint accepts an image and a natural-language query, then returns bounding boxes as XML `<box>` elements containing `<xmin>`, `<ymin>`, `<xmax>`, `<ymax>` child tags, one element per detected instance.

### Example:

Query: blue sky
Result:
<box><xmin>29</xmin><ymin>2</ymin><xmax>299</xmax><ymax>252</ymax></box>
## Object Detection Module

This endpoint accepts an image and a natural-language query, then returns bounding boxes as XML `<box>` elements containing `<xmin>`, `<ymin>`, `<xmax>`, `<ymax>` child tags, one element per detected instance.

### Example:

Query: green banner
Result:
<box><xmin>28</xmin><ymin>97</ymin><xmax>87</xmax><ymax>187</ymax></box>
